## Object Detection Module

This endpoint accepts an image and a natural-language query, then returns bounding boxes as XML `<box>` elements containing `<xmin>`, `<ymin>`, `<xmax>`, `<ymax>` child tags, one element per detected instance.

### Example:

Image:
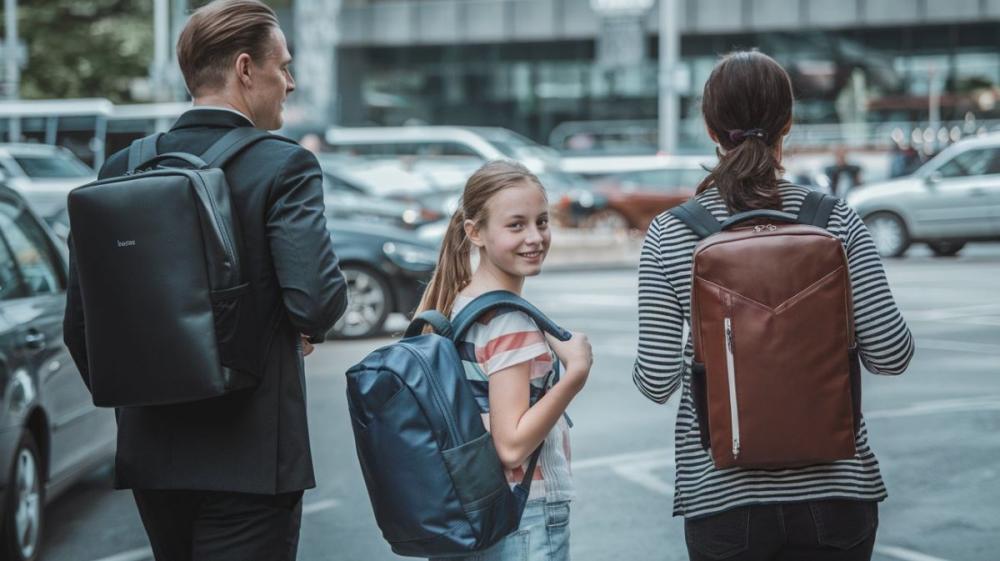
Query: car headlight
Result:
<box><xmin>383</xmin><ymin>241</ymin><xmax>438</xmax><ymax>271</ymax></box>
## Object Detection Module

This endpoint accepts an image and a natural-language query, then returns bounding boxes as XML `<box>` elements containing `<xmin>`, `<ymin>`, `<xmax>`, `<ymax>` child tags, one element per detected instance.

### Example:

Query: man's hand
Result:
<box><xmin>301</xmin><ymin>335</ymin><xmax>315</xmax><ymax>357</ymax></box>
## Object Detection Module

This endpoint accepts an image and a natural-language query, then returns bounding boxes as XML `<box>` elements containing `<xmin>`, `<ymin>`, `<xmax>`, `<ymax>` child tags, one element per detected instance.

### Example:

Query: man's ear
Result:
<box><xmin>464</xmin><ymin>219</ymin><xmax>484</xmax><ymax>249</ymax></box>
<box><xmin>235</xmin><ymin>53</ymin><xmax>254</xmax><ymax>87</ymax></box>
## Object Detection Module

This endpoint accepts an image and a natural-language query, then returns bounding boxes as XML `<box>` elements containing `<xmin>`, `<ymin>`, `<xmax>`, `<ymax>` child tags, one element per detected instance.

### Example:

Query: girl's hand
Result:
<box><xmin>547</xmin><ymin>332</ymin><xmax>592</xmax><ymax>389</ymax></box>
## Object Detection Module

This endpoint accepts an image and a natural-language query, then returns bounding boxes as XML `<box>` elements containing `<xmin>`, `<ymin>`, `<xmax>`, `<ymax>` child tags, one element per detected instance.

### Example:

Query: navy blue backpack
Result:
<box><xmin>346</xmin><ymin>291</ymin><xmax>571</xmax><ymax>557</ymax></box>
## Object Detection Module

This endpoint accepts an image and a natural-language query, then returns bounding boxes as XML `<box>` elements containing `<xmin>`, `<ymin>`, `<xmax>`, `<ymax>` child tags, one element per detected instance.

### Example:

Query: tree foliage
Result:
<box><xmin>2</xmin><ymin>0</ymin><xmax>152</xmax><ymax>102</ymax></box>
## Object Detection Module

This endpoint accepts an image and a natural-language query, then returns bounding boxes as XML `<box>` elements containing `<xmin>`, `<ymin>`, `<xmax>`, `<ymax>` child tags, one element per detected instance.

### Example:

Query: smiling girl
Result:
<box><xmin>416</xmin><ymin>160</ymin><xmax>592</xmax><ymax>561</ymax></box>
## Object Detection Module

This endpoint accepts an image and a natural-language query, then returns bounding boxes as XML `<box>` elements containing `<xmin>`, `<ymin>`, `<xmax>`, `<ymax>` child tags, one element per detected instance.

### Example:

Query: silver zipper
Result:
<box><xmin>724</xmin><ymin>317</ymin><xmax>741</xmax><ymax>459</ymax></box>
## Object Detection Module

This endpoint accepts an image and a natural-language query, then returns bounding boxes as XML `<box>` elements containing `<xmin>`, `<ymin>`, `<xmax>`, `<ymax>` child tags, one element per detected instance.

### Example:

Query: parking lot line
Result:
<box><xmin>86</xmin><ymin>498</ymin><xmax>341</xmax><ymax>561</ymax></box>
<box><xmin>874</xmin><ymin>544</ymin><xmax>954</xmax><ymax>561</ymax></box>
<box><xmin>89</xmin><ymin>547</ymin><xmax>152</xmax><ymax>561</ymax></box>
<box><xmin>916</xmin><ymin>338</ymin><xmax>1000</xmax><ymax>355</ymax></box>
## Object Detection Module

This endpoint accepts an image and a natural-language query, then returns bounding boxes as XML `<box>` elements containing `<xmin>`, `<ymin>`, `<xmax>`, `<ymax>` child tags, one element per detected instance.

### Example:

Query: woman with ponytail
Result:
<box><xmin>419</xmin><ymin>160</ymin><xmax>592</xmax><ymax>561</ymax></box>
<box><xmin>633</xmin><ymin>51</ymin><xmax>913</xmax><ymax>560</ymax></box>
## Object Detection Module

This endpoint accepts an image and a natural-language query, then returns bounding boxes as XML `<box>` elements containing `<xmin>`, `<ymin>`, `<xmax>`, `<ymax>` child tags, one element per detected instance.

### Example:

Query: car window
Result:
<box><xmin>0</xmin><ymin>232</ymin><xmax>28</xmax><ymax>301</ymax></box>
<box><xmin>12</xmin><ymin>152</ymin><xmax>93</xmax><ymax>179</ymax></box>
<box><xmin>937</xmin><ymin>148</ymin><xmax>1000</xmax><ymax>178</ymax></box>
<box><xmin>0</xmin><ymin>202</ymin><xmax>63</xmax><ymax>295</ymax></box>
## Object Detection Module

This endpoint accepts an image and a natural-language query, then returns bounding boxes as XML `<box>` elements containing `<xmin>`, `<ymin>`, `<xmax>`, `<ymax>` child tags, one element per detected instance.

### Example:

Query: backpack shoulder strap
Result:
<box><xmin>200</xmin><ymin>127</ymin><xmax>296</xmax><ymax>169</ymax></box>
<box><xmin>450</xmin><ymin>290</ymin><xmax>570</xmax><ymax>343</ymax></box>
<box><xmin>403</xmin><ymin>310</ymin><xmax>453</xmax><ymax>339</ymax></box>
<box><xmin>127</xmin><ymin>133</ymin><xmax>164</xmax><ymax>174</ymax></box>
<box><xmin>796</xmin><ymin>190</ymin><xmax>839</xmax><ymax>229</ymax></box>
<box><xmin>668</xmin><ymin>199</ymin><xmax>722</xmax><ymax>240</ymax></box>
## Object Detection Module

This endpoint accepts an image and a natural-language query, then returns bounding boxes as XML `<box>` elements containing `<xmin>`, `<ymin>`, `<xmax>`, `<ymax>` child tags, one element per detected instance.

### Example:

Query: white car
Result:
<box><xmin>846</xmin><ymin>133</ymin><xmax>1000</xmax><ymax>258</ymax></box>
<box><xmin>0</xmin><ymin>144</ymin><xmax>96</xmax><ymax>221</ymax></box>
<box><xmin>323</xmin><ymin>126</ymin><xmax>562</xmax><ymax>173</ymax></box>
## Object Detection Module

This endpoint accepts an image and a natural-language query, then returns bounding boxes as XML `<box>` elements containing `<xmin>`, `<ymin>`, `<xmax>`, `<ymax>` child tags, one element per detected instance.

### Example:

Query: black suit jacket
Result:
<box><xmin>63</xmin><ymin>109</ymin><xmax>347</xmax><ymax>494</ymax></box>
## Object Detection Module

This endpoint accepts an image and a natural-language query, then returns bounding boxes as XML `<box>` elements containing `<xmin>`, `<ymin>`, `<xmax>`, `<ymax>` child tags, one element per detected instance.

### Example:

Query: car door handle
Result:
<box><xmin>970</xmin><ymin>189</ymin><xmax>988</xmax><ymax>197</ymax></box>
<box><xmin>24</xmin><ymin>330</ymin><xmax>47</xmax><ymax>350</ymax></box>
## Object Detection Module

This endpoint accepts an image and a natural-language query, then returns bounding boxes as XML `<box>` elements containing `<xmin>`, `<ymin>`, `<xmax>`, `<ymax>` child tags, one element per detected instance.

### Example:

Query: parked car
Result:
<box><xmin>0</xmin><ymin>144</ymin><xmax>96</xmax><ymax>222</ymax></box>
<box><xmin>326</xmin><ymin>219</ymin><xmax>438</xmax><ymax>338</ymax></box>
<box><xmin>560</xmin><ymin>155</ymin><xmax>713</xmax><ymax>233</ymax></box>
<box><xmin>0</xmin><ymin>184</ymin><xmax>115</xmax><ymax>561</ymax></box>
<box><xmin>322</xmin><ymin>169</ymin><xmax>443</xmax><ymax>229</ymax></box>
<box><xmin>846</xmin><ymin>133</ymin><xmax>1000</xmax><ymax>257</ymax></box>
<box><xmin>323</xmin><ymin>126</ymin><xmax>561</xmax><ymax>173</ymax></box>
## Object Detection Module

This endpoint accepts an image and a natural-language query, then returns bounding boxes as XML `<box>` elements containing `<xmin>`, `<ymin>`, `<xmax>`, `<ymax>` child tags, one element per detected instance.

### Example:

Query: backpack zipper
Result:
<box><xmin>724</xmin><ymin>316</ymin><xmax>741</xmax><ymax>460</ymax></box>
<box><xmin>401</xmin><ymin>344</ymin><xmax>461</xmax><ymax>447</ymax></box>
<box><xmin>190</xmin><ymin>172</ymin><xmax>240</xmax><ymax>277</ymax></box>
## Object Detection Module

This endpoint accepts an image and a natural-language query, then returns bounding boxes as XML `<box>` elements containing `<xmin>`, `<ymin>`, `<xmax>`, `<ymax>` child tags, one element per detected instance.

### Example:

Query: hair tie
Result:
<box><xmin>728</xmin><ymin>128</ymin><xmax>767</xmax><ymax>143</ymax></box>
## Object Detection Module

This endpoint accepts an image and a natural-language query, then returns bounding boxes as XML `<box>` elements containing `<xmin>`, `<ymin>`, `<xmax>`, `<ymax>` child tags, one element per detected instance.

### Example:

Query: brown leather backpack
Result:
<box><xmin>670</xmin><ymin>191</ymin><xmax>861</xmax><ymax>469</ymax></box>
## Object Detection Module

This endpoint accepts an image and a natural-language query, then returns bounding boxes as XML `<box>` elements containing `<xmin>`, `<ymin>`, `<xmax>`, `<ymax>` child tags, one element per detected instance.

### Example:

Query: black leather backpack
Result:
<box><xmin>68</xmin><ymin>128</ymin><xmax>294</xmax><ymax>407</ymax></box>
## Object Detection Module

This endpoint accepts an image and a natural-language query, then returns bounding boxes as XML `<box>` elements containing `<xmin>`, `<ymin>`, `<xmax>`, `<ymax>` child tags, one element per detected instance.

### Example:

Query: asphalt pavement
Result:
<box><xmin>40</xmin><ymin>243</ymin><xmax>1000</xmax><ymax>561</ymax></box>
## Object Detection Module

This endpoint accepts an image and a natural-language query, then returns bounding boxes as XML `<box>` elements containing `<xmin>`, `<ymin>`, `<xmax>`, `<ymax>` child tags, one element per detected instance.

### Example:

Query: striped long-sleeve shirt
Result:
<box><xmin>633</xmin><ymin>184</ymin><xmax>915</xmax><ymax>519</ymax></box>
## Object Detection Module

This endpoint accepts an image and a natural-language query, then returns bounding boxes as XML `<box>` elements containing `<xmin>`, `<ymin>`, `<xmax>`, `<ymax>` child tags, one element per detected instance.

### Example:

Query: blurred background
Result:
<box><xmin>0</xmin><ymin>2</ymin><xmax>998</xmax><ymax>561</ymax></box>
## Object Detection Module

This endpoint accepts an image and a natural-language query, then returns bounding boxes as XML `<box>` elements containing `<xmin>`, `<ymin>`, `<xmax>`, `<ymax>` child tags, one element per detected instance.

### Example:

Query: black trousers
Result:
<box><xmin>132</xmin><ymin>489</ymin><xmax>304</xmax><ymax>561</ymax></box>
<box><xmin>685</xmin><ymin>499</ymin><xmax>878</xmax><ymax>561</ymax></box>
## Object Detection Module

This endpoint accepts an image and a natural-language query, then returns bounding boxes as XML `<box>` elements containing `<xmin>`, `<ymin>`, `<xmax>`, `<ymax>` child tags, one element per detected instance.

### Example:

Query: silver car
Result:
<box><xmin>0</xmin><ymin>144</ymin><xmax>96</xmax><ymax>224</ymax></box>
<box><xmin>846</xmin><ymin>133</ymin><xmax>1000</xmax><ymax>257</ymax></box>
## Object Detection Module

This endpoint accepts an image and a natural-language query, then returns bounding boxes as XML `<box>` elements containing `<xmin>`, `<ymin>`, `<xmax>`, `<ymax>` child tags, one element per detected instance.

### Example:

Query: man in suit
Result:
<box><xmin>62</xmin><ymin>1</ymin><xmax>347</xmax><ymax>559</ymax></box>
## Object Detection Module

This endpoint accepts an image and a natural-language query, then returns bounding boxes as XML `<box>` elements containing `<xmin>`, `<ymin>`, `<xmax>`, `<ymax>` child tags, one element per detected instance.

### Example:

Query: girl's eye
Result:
<box><xmin>508</xmin><ymin>222</ymin><xmax>524</xmax><ymax>230</ymax></box>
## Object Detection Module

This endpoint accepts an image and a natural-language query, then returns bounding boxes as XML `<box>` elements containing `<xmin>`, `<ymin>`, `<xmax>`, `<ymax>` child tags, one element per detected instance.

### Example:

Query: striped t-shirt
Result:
<box><xmin>633</xmin><ymin>184</ymin><xmax>915</xmax><ymax>519</ymax></box>
<box><xmin>452</xmin><ymin>294</ymin><xmax>574</xmax><ymax>503</ymax></box>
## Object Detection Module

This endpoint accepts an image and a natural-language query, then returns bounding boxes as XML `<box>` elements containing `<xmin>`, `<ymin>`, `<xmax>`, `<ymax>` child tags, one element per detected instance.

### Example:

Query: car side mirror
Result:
<box><xmin>924</xmin><ymin>171</ymin><xmax>943</xmax><ymax>187</ymax></box>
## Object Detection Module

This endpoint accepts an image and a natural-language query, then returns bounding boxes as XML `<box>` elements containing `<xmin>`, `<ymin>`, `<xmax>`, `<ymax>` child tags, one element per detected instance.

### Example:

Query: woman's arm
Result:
<box><xmin>633</xmin><ymin>217</ymin><xmax>686</xmax><ymax>403</ymax></box>
<box><xmin>840</xmin><ymin>202</ymin><xmax>915</xmax><ymax>375</ymax></box>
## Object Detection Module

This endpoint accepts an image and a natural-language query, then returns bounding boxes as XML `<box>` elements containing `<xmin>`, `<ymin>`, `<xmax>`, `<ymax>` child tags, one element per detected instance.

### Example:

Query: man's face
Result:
<box><xmin>249</xmin><ymin>27</ymin><xmax>295</xmax><ymax>131</ymax></box>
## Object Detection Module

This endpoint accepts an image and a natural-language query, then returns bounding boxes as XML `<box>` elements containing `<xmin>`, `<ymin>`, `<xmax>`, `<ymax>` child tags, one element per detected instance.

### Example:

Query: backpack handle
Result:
<box><xmin>404</xmin><ymin>310</ymin><xmax>453</xmax><ymax>339</ymax></box>
<box><xmin>720</xmin><ymin>210</ymin><xmax>799</xmax><ymax>231</ymax></box>
<box><xmin>132</xmin><ymin>152</ymin><xmax>208</xmax><ymax>173</ymax></box>
<box><xmin>451</xmin><ymin>290</ymin><xmax>571</xmax><ymax>343</ymax></box>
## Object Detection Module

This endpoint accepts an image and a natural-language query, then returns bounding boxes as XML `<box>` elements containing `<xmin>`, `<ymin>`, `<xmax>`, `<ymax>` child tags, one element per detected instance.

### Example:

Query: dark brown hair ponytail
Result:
<box><xmin>697</xmin><ymin>51</ymin><xmax>794</xmax><ymax>212</ymax></box>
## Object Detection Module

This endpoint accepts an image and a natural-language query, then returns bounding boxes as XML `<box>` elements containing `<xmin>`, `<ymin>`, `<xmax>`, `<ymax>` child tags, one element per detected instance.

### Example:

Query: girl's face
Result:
<box><xmin>468</xmin><ymin>181</ymin><xmax>550</xmax><ymax>280</ymax></box>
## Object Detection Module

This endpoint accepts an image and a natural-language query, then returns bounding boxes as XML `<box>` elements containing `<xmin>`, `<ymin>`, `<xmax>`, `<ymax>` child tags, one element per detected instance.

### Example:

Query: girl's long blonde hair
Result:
<box><xmin>416</xmin><ymin>160</ymin><xmax>545</xmax><ymax>317</ymax></box>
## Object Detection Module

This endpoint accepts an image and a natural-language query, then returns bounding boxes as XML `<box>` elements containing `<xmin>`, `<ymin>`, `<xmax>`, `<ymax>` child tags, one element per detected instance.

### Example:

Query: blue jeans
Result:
<box><xmin>432</xmin><ymin>500</ymin><xmax>571</xmax><ymax>561</ymax></box>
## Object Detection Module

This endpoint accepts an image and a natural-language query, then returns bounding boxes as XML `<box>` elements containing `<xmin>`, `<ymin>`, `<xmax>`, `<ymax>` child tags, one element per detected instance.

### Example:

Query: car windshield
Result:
<box><xmin>13</xmin><ymin>153</ymin><xmax>93</xmax><ymax>179</ymax></box>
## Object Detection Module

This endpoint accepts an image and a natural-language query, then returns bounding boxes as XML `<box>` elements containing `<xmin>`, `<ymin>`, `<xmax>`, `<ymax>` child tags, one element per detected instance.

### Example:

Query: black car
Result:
<box><xmin>0</xmin><ymin>185</ymin><xmax>115</xmax><ymax>561</ymax></box>
<box><xmin>326</xmin><ymin>219</ymin><xmax>438</xmax><ymax>338</ymax></box>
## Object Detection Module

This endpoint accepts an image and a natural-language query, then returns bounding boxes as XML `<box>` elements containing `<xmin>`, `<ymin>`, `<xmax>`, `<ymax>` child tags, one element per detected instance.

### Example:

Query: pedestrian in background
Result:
<box><xmin>633</xmin><ymin>51</ymin><xmax>914</xmax><ymax>561</ymax></box>
<box><xmin>416</xmin><ymin>161</ymin><xmax>593</xmax><ymax>561</ymax></box>
<box><xmin>63</xmin><ymin>1</ymin><xmax>347</xmax><ymax>559</ymax></box>
<box><xmin>825</xmin><ymin>146</ymin><xmax>864</xmax><ymax>197</ymax></box>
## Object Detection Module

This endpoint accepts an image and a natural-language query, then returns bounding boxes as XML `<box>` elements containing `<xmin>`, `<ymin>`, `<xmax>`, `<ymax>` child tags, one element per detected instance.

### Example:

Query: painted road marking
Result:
<box><xmin>88</xmin><ymin>498</ymin><xmax>340</xmax><ymax>561</ymax></box>
<box><xmin>89</xmin><ymin>548</ymin><xmax>153</xmax><ymax>561</ymax></box>
<box><xmin>874</xmin><ymin>545</ymin><xmax>954</xmax><ymax>561</ymax></box>
<box><xmin>917</xmin><ymin>338</ymin><xmax>1000</xmax><ymax>355</ymax></box>
<box><xmin>868</xmin><ymin>395</ymin><xmax>1000</xmax><ymax>419</ymax></box>
<box><xmin>302</xmin><ymin>498</ymin><xmax>340</xmax><ymax>515</ymax></box>
<box><xmin>906</xmin><ymin>303</ymin><xmax>1000</xmax><ymax>322</ymax></box>
<box><xmin>574</xmin><ymin>448</ymin><xmax>672</xmax><ymax>471</ymax></box>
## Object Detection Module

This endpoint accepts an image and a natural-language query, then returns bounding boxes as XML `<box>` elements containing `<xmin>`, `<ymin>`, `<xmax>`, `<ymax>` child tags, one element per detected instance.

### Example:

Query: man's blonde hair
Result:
<box><xmin>176</xmin><ymin>0</ymin><xmax>279</xmax><ymax>96</ymax></box>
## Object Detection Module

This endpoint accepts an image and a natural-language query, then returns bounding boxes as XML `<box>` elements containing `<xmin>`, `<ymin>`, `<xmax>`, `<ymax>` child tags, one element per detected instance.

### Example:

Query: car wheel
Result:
<box><xmin>328</xmin><ymin>265</ymin><xmax>392</xmax><ymax>339</ymax></box>
<box><xmin>864</xmin><ymin>212</ymin><xmax>911</xmax><ymax>258</ymax></box>
<box><xmin>2</xmin><ymin>433</ymin><xmax>43</xmax><ymax>561</ymax></box>
<box><xmin>927</xmin><ymin>241</ymin><xmax>965</xmax><ymax>257</ymax></box>
<box><xmin>582</xmin><ymin>209</ymin><xmax>631</xmax><ymax>236</ymax></box>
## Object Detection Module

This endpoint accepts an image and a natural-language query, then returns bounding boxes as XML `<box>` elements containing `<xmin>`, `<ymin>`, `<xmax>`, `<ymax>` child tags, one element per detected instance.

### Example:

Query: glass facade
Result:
<box><xmin>336</xmin><ymin>22</ymin><xmax>1000</xmax><ymax>152</ymax></box>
